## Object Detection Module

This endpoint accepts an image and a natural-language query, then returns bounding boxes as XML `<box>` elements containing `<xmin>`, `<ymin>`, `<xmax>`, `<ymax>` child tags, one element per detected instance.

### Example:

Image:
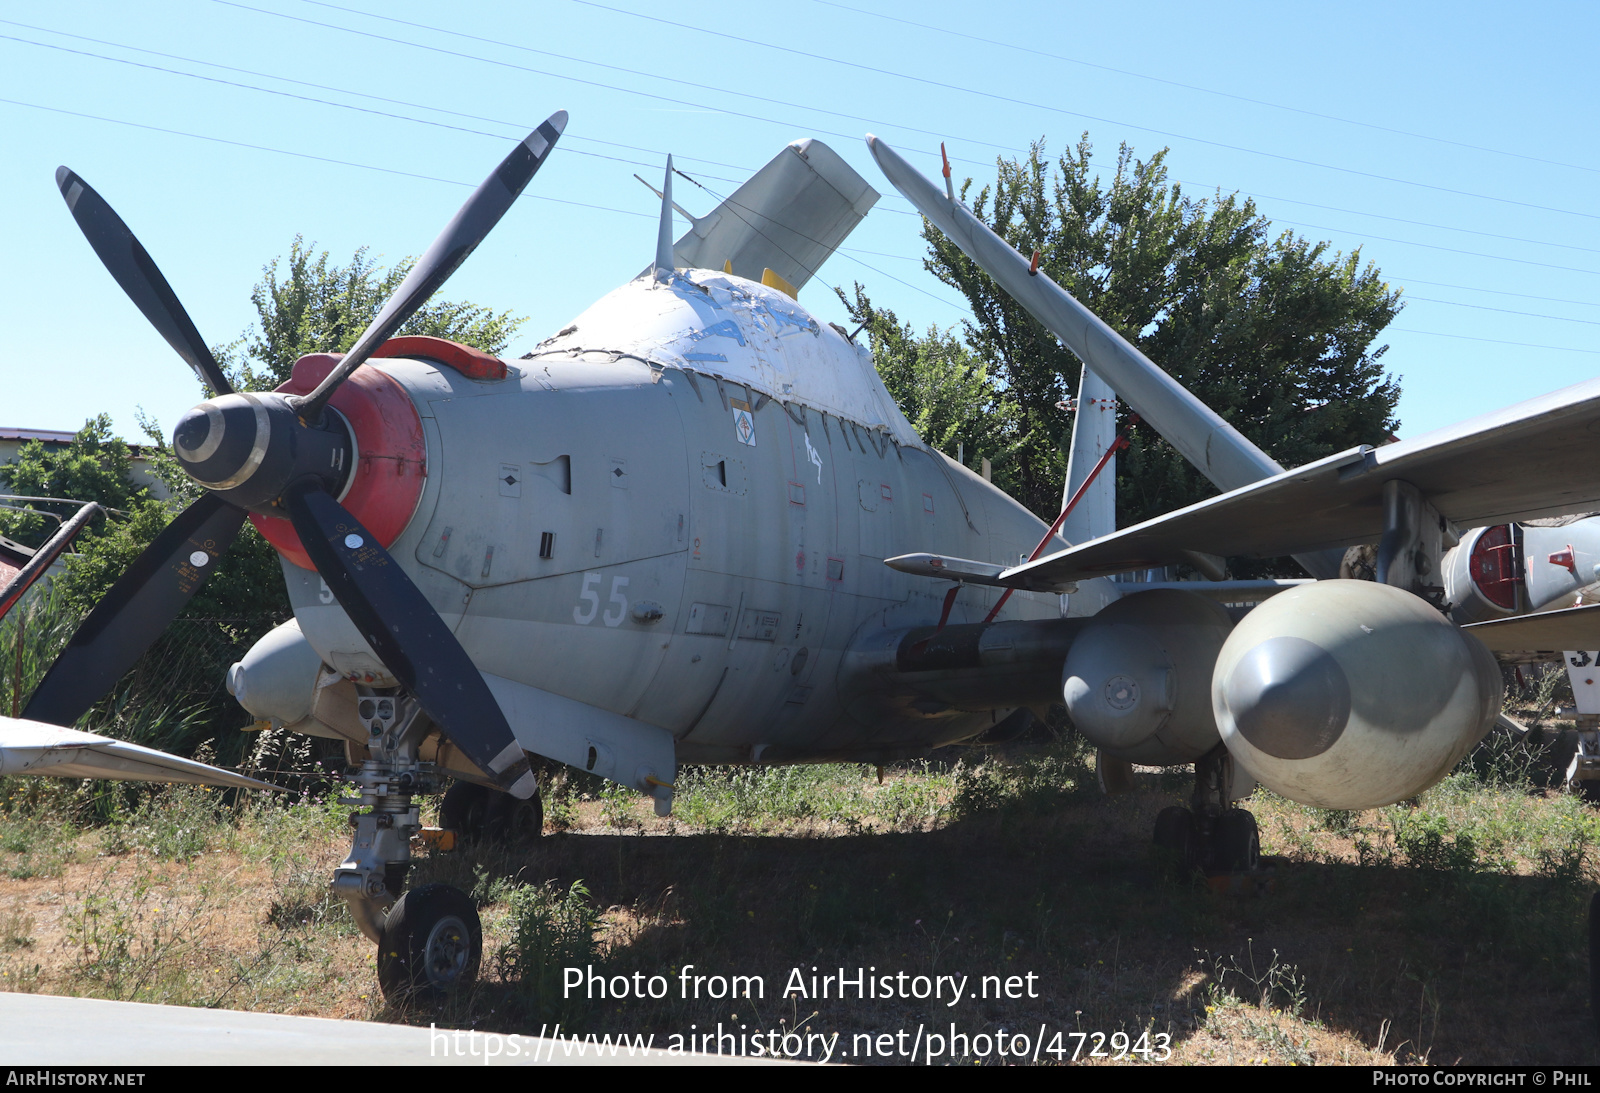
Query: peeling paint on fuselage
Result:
<box><xmin>286</xmin><ymin>270</ymin><xmax>1085</xmax><ymax>762</ymax></box>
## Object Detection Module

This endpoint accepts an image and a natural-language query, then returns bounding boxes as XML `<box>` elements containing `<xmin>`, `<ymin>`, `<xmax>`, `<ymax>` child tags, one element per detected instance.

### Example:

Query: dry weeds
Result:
<box><xmin>1</xmin><ymin>734</ymin><xmax>1597</xmax><ymax>1066</ymax></box>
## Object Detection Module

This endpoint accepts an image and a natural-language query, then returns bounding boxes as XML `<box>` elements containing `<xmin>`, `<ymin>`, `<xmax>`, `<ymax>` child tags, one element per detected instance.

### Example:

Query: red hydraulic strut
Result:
<box><xmin>981</xmin><ymin>416</ymin><xmax>1136</xmax><ymax>624</ymax></box>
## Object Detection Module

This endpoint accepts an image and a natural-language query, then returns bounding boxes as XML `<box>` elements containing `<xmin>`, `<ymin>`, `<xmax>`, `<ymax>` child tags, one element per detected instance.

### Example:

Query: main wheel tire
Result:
<box><xmin>485</xmin><ymin>789</ymin><xmax>543</xmax><ymax>844</ymax></box>
<box><xmin>439</xmin><ymin>782</ymin><xmax>492</xmax><ymax>843</ymax></box>
<box><xmin>1153</xmin><ymin>806</ymin><xmax>1198</xmax><ymax>873</ymax></box>
<box><xmin>1212</xmin><ymin>809</ymin><xmax>1261</xmax><ymax>874</ymax></box>
<box><xmin>1097</xmin><ymin>750</ymin><xmax>1137</xmax><ymax>796</ymax></box>
<box><xmin>377</xmin><ymin>884</ymin><xmax>482</xmax><ymax>1003</ymax></box>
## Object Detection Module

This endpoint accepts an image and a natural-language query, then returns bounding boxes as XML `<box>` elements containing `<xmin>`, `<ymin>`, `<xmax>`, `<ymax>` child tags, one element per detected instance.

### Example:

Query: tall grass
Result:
<box><xmin>0</xmin><ymin>583</ymin><xmax>81</xmax><ymax>719</ymax></box>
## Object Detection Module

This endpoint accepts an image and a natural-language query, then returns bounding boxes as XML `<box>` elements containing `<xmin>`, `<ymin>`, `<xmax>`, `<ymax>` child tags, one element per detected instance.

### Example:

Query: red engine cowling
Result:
<box><xmin>249</xmin><ymin>353</ymin><xmax>427</xmax><ymax>570</ymax></box>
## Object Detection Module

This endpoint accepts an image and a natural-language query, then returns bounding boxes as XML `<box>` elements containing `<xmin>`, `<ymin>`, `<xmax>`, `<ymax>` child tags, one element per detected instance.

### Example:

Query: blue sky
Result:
<box><xmin>2</xmin><ymin>0</ymin><xmax>1596</xmax><ymax>448</ymax></box>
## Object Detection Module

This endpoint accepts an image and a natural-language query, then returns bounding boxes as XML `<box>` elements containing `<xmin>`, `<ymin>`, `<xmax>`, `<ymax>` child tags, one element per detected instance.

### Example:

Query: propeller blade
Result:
<box><xmin>298</xmin><ymin>110</ymin><xmax>568</xmax><ymax>419</ymax></box>
<box><xmin>22</xmin><ymin>494</ymin><xmax>245</xmax><ymax>727</ymax></box>
<box><xmin>284</xmin><ymin>482</ymin><xmax>536</xmax><ymax>798</ymax></box>
<box><xmin>54</xmin><ymin>167</ymin><xmax>234</xmax><ymax>396</ymax></box>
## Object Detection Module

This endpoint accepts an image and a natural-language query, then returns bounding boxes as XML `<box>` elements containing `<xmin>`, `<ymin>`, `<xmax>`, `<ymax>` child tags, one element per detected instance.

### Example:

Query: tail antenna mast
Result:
<box><xmin>653</xmin><ymin>154</ymin><xmax>676</xmax><ymax>281</ymax></box>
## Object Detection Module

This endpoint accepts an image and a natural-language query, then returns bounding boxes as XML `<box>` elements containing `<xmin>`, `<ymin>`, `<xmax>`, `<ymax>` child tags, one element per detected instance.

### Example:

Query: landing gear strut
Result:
<box><xmin>1565</xmin><ymin>714</ymin><xmax>1600</xmax><ymax>802</ymax></box>
<box><xmin>330</xmin><ymin>688</ymin><xmax>491</xmax><ymax>1002</ymax></box>
<box><xmin>1152</xmin><ymin>744</ymin><xmax>1259</xmax><ymax>875</ymax></box>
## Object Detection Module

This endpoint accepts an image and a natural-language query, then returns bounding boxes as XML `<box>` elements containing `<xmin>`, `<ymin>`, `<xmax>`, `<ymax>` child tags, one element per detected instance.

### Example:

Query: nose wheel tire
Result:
<box><xmin>377</xmin><ymin>883</ymin><xmax>482</xmax><ymax>1002</ymax></box>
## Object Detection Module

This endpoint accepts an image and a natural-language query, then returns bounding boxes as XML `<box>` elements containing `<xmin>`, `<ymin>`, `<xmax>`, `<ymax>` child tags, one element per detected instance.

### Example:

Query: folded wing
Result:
<box><xmin>1001</xmin><ymin>378</ymin><xmax>1600</xmax><ymax>590</ymax></box>
<box><xmin>0</xmin><ymin>716</ymin><xmax>276</xmax><ymax>790</ymax></box>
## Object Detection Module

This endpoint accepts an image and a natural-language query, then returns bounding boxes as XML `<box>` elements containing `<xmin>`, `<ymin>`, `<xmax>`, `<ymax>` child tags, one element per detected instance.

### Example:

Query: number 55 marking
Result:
<box><xmin>574</xmin><ymin>572</ymin><xmax>629</xmax><ymax>627</ymax></box>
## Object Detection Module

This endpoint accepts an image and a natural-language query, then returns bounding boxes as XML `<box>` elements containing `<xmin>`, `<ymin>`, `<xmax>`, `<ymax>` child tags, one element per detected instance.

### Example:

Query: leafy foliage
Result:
<box><xmin>851</xmin><ymin>136</ymin><xmax>1402</xmax><ymax>551</ymax></box>
<box><xmin>494</xmin><ymin>880</ymin><xmax>602</xmax><ymax>1021</ymax></box>
<box><xmin>0</xmin><ymin>415</ymin><xmax>147</xmax><ymax>552</ymax></box>
<box><xmin>837</xmin><ymin>284</ymin><xmax>1021</xmax><ymax>489</ymax></box>
<box><xmin>217</xmin><ymin>236</ymin><xmax>526</xmax><ymax>390</ymax></box>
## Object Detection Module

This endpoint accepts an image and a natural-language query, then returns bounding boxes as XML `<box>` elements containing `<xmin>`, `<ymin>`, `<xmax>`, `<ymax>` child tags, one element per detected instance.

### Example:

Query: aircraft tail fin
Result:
<box><xmin>1060</xmin><ymin>364</ymin><xmax>1118</xmax><ymax>545</ymax></box>
<box><xmin>665</xmin><ymin>140</ymin><xmax>879</xmax><ymax>295</ymax></box>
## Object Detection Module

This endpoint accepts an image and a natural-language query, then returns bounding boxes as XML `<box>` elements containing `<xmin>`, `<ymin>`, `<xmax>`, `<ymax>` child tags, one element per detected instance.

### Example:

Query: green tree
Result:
<box><xmin>219</xmin><ymin>236</ymin><xmax>526</xmax><ymax>390</ymax></box>
<box><xmin>839</xmin><ymin>284</ymin><xmax>1019</xmax><ymax>479</ymax></box>
<box><xmin>886</xmin><ymin>136</ymin><xmax>1401</xmax><ymax>533</ymax></box>
<box><xmin>0</xmin><ymin>415</ymin><xmax>148</xmax><ymax>552</ymax></box>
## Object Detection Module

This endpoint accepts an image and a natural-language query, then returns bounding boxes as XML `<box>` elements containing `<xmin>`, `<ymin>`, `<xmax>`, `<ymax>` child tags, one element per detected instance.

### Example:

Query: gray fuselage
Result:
<box><xmin>285</xmin><ymin>269</ymin><xmax>1069</xmax><ymax>765</ymax></box>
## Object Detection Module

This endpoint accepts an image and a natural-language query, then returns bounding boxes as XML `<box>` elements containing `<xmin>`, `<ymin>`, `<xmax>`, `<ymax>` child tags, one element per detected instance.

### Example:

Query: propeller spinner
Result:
<box><xmin>27</xmin><ymin>111</ymin><xmax>569</xmax><ymax>800</ymax></box>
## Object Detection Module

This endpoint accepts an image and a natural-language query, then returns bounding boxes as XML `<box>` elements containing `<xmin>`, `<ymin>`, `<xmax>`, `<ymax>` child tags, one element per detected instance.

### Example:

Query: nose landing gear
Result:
<box><xmin>332</xmin><ymin>689</ymin><xmax>504</xmax><ymax>1003</ymax></box>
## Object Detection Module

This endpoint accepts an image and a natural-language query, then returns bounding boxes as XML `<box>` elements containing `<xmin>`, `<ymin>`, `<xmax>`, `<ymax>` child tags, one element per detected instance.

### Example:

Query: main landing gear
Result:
<box><xmin>1152</xmin><ymin>744</ymin><xmax>1260</xmax><ymax>877</ymax></box>
<box><xmin>330</xmin><ymin>688</ymin><xmax>530</xmax><ymax>1003</ymax></box>
<box><xmin>440</xmin><ymin>780</ymin><xmax>545</xmax><ymax>846</ymax></box>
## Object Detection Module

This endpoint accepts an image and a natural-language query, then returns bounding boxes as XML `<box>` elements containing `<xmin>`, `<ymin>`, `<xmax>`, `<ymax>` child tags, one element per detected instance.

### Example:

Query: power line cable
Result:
<box><xmin>206</xmin><ymin>0</ymin><xmax>1007</xmax><ymax>175</ymax></box>
<box><xmin>0</xmin><ymin>16</ymin><xmax>761</xmax><ymax>175</ymax></box>
<box><xmin>1176</xmin><ymin>177</ymin><xmax>1600</xmax><ymax>258</ymax></box>
<box><xmin>221</xmin><ymin>0</ymin><xmax>1600</xmax><ymax>258</ymax></box>
<box><xmin>1392</xmin><ymin>277</ymin><xmax>1600</xmax><ymax>309</ymax></box>
<box><xmin>806</xmin><ymin>0</ymin><xmax>1600</xmax><ymax>177</ymax></box>
<box><xmin>1269</xmin><ymin>217</ymin><xmax>1600</xmax><ymax>277</ymax></box>
<box><xmin>1</xmin><ymin>90</ymin><xmax>952</xmax><ymax>317</ymax></box>
<box><xmin>0</xmin><ymin>30</ymin><xmax>751</xmax><ymax>186</ymax></box>
<box><xmin>0</xmin><ymin>94</ymin><xmax>657</xmax><ymax>220</ymax></box>
<box><xmin>9</xmin><ymin>58</ymin><xmax>1593</xmax><ymax>351</ymax></box>
<box><xmin>1406</xmin><ymin>297</ymin><xmax>1600</xmax><ymax>327</ymax></box>
<box><xmin>296</xmin><ymin>0</ymin><xmax>1024</xmax><ymax>159</ymax></box>
<box><xmin>28</xmin><ymin>85</ymin><xmax>1587</xmax><ymax>330</ymax></box>
<box><xmin>561</xmin><ymin>0</ymin><xmax>1600</xmax><ymax>223</ymax></box>
<box><xmin>1394</xmin><ymin>328</ymin><xmax>1600</xmax><ymax>355</ymax></box>
<box><xmin>12</xmin><ymin>93</ymin><xmax>1593</xmax><ymax>363</ymax></box>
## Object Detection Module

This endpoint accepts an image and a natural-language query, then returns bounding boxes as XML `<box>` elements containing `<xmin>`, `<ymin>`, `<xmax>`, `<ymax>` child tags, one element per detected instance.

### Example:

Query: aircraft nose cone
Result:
<box><xmin>172</xmin><ymin>393</ymin><xmax>267</xmax><ymax>490</ymax></box>
<box><xmin>1221</xmin><ymin>636</ymin><xmax>1350</xmax><ymax>760</ymax></box>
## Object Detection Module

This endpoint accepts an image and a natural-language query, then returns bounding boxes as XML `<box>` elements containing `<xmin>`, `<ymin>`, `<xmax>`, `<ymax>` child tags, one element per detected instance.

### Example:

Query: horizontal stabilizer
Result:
<box><xmin>0</xmin><ymin>717</ymin><xmax>277</xmax><ymax>790</ymax></box>
<box><xmin>1003</xmin><ymin>377</ymin><xmax>1600</xmax><ymax>588</ymax></box>
<box><xmin>884</xmin><ymin>552</ymin><xmax>1010</xmax><ymax>586</ymax></box>
<box><xmin>667</xmin><ymin>140</ymin><xmax>878</xmax><ymax>294</ymax></box>
<box><xmin>1462</xmin><ymin>603</ymin><xmax>1600</xmax><ymax>652</ymax></box>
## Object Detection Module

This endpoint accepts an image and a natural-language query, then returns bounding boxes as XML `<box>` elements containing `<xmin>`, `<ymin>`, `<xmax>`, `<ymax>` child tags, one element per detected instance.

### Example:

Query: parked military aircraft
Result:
<box><xmin>6</xmin><ymin>110</ymin><xmax>1600</xmax><ymax>1003</ymax></box>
